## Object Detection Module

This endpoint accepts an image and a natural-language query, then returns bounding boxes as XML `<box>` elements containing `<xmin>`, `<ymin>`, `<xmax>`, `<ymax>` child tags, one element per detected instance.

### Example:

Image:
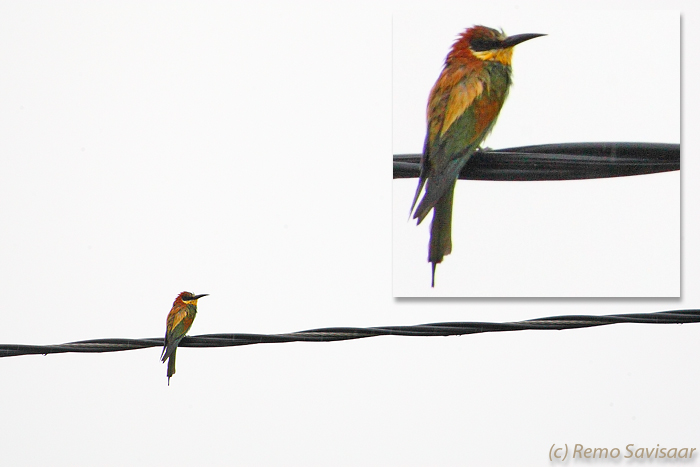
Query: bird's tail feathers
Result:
<box><xmin>429</xmin><ymin>181</ymin><xmax>456</xmax><ymax>287</ymax></box>
<box><xmin>167</xmin><ymin>348</ymin><xmax>177</xmax><ymax>379</ymax></box>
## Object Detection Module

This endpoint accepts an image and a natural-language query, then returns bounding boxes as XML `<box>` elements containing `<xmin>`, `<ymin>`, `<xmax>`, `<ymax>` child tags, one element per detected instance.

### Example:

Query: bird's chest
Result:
<box><xmin>480</xmin><ymin>63</ymin><xmax>511</xmax><ymax>98</ymax></box>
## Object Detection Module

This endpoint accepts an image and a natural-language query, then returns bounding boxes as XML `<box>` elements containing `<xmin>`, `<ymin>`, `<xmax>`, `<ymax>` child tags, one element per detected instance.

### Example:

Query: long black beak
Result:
<box><xmin>502</xmin><ymin>33</ymin><xmax>546</xmax><ymax>48</ymax></box>
<box><xmin>193</xmin><ymin>294</ymin><xmax>209</xmax><ymax>300</ymax></box>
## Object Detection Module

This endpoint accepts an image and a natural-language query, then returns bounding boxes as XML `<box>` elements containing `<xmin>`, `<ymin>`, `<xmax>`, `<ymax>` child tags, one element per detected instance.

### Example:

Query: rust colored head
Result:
<box><xmin>174</xmin><ymin>291</ymin><xmax>209</xmax><ymax>306</ymax></box>
<box><xmin>447</xmin><ymin>25</ymin><xmax>545</xmax><ymax>66</ymax></box>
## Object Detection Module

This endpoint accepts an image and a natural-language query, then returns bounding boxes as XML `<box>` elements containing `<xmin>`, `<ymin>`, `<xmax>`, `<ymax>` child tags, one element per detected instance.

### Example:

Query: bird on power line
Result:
<box><xmin>161</xmin><ymin>291</ymin><xmax>208</xmax><ymax>385</ymax></box>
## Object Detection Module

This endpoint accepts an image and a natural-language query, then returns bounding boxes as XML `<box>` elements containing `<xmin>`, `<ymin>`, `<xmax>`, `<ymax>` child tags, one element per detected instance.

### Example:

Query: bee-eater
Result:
<box><xmin>161</xmin><ymin>291</ymin><xmax>208</xmax><ymax>385</ymax></box>
<box><xmin>410</xmin><ymin>26</ymin><xmax>544</xmax><ymax>287</ymax></box>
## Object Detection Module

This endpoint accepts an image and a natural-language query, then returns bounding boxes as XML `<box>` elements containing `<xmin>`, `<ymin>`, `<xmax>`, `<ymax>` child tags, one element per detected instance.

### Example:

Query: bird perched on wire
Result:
<box><xmin>410</xmin><ymin>25</ymin><xmax>545</xmax><ymax>287</ymax></box>
<box><xmin>161</xmin><ymin>291</ymin><xmax>208</xmax><ymax>385</ymax></box>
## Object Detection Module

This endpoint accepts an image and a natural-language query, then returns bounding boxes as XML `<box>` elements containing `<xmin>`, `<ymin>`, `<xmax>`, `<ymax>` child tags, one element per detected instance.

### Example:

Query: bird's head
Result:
<box><xmin>176</xmin><ymin>291</ymin><xmax>209</xmax><ymax>306</ymax></box>
<box><xmin>449</xmin><ymin>25</ymin><xmax>545</xmax><ymax>66</ymax></box>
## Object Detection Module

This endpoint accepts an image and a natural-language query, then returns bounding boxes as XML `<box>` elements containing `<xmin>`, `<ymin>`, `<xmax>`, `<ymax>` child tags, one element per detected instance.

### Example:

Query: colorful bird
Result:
<box><xmin>410</xmin><ymin>26</ymin><xmax>545</xmax><ymax>287</ymax></box>
<box><xmin>161</xmin><ymin>291</ymin><xmax>208</xmax><ymax>385</ymax></box>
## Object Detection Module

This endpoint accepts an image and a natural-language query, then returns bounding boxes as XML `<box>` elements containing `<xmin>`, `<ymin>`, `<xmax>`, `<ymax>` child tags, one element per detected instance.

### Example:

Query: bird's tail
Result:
<box><xmin>429</xmin><ymin>180</ymin><xmax>456</xmax><ymax>287</ymax></box>
<box><xmin>167</xmin><ymin>348</ymin><xmax>177</xmax><ymax>386</ymax></box>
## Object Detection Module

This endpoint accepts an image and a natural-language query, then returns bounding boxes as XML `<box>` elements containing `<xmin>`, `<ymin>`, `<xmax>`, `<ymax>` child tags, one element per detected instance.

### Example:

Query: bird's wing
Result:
<box><xmin>438</xmin><ymin>74</ymin><xmax>485</xmax><ymax>141</ymax></box>
<box><xmin>162</xmin><ymin>307</ymin><xmax>196</xmax><ymax>362</ymax></box>
<box><xmin>162</xmin><ymin>338</ymin><xmax>178</xmax><ymax>362</ymax></box>
<box><xmin>161</xmin><ymin>330</ymin><xmax>169</xmax><ymax>359</ymax></box>
<box><xmin>410</xmin><ymin>67</ymin><xmax>484</xmax><ymax>219</ymax></box>
<box><xmin>412</xmin><ymin>68</ymin><xmax>490</xmax><ymax>223</ymax></box>
<box><xmin>409</xmin><ymin>134</ymin><xmax>431</xmax><ymax>217</ymax></box>
<box><xmin>430</xmin><ymin>66</ymin><xmax>500</xmax><ymax>168</ymax></box>
<box><xmin>167</xmin><ymin>306</ymin><xmax>193</xmax><ymax>333</ymax></box>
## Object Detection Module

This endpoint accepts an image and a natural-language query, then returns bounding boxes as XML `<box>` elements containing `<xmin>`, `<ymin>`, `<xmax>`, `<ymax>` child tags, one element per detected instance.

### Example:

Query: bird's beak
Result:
<box><xmin>193</xmin><ymin>294</ymin><xmax>209</xmax><ymax>300</ymax></box>
<box><xmin>502</xmin><ymin>33</ymin><xmax>546</xmax><ymax>48</ymax></box>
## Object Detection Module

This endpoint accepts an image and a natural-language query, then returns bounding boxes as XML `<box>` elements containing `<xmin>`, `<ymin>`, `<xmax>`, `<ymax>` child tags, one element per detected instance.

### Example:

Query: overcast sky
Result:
<box><xmin>0</xmin><ymin>2</ymin><xmax>696</xmax><ymax>466</ymax></box>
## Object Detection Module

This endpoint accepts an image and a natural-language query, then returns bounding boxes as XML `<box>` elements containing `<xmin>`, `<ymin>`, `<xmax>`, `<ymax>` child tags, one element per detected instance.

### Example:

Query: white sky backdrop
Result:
<box><xmin>393</xmin><ymin>10</ymin><xmax>680</xmax><ymax>296</ymax></box>
<box><xmin>0</xmin><ymin>2</ymin><xmax>697</xmax><ymax>466</ymax></box>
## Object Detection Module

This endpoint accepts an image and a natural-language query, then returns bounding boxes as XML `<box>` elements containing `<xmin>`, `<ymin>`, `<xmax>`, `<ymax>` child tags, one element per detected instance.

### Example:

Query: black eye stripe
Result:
<box><xmin>470</xmin><ymin>38</ymin><xmax>502</xmax><ymax>52</ymax></box>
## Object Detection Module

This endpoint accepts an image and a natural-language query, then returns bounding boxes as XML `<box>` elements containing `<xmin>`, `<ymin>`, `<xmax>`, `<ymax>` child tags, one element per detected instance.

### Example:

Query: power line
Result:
<box><xmin>3</xmin><ymin>309</ymin><xmax>698</xmax><ymax>358</ymax></box>
<box><xmin>393</xmin><ymin>142</ymin><xmax>679</xmax><ymax>181</ymax></box>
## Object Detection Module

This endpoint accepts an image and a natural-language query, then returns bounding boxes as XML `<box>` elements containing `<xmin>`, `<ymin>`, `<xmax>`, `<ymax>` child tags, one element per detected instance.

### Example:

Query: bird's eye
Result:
<box><xmin>470</xmin><ymin>38</ymin><xmax>502</xmax><ymax>52</ymax></box>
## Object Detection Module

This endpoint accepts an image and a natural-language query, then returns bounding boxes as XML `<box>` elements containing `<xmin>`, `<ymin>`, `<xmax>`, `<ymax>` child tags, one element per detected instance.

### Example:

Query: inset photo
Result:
<box><xmin>393</xmin><ymin>10</ymin><xmax>680</xmax><ymax>297</ymax></box>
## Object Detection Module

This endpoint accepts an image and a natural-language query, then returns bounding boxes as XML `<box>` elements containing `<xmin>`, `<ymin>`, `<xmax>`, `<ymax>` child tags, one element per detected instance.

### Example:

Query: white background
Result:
<box><xmin>0</xmin><ymin>2</ymin><xmax>697</xmax><ymax>466</ymax></box>
<box><xmin>393</xmin><ymin>10</ymin><xmax>680</xmax><ymax>296</ymax></box>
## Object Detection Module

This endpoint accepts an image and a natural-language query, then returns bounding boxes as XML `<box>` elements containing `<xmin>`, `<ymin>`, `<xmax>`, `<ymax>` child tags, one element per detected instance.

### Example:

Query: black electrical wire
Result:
<box><xmin>393</xmin><ymin>142</ymin><xmax>679</xmax><ymax>181</ymax></box>
<box><xmin>2</xmin><ymin>309</ymin><xmax>697</xmax><ymax>358</ymax></box>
